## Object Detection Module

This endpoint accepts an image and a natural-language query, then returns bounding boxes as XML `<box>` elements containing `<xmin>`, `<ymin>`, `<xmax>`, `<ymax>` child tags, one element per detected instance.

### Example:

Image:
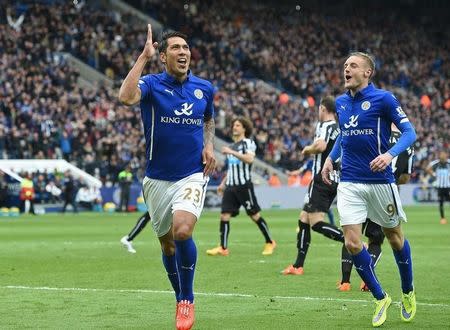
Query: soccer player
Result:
<box><xmin>118</xmin><ymin>24</ymin><xmax>216</xmax><ymax>330</ymax></box>
<box><xmin>281</xmin><ymin>96</ymin><xmax>345</xmax><ymax>276</ymax></box>
<box><xmin>322</xmin><ymin>52</ymin><xmax>417</xmax><ymax>327</ymax></box>
<box><xmin>206</xmin><ymin>117</ymin><xmax>276</xmax><ymax>256</ymax></box>
<box><xmin>120</xmin><ymin>212</ymin><xmax>151</xmax><ymax>253</ymax></box>
<box><xmin>339</xmin><ymin>124</ymin><xmax>415</xmax><ymax>291</ymax></box>
<box><xmin>287</xmin><ymin>159</ymin><xmax>336</xmax><ymax>225</ymax></box>
<box><xmin>427</xmin><ymin>151</ymin><xmax>450</xmax><ymax>224</ymax></box>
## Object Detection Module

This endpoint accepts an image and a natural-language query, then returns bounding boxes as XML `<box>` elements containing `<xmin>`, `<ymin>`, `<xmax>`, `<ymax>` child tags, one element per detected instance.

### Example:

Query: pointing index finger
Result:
<box><xmin>147</xmin><ymin>24</ymin><xmax>152</xmax><ymax>42</ymax></box>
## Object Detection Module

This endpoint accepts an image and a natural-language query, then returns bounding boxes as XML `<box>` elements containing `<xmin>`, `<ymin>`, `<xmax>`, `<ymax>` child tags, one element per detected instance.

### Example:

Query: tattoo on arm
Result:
<box><xmin>204</xmin><ymin>117</ymin><xmax>215</xmax><ymax>145</ymax></box>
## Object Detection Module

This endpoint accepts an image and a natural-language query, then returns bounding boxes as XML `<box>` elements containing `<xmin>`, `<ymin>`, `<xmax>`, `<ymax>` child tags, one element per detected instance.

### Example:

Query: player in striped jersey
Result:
<box><xmin>206</xmin><ymin>116</ymin><xmax>276</xmax><ymax>256</ymax></box>
<box><xmin>427</xmin><ymin>151</ymin><xmax>450</xmax><ymax>224</ymax></box>
<box><xmin>282</xmin><ymin>96</ymin><xmax>345</xmax><ymax>276</ymax></box>
<box><xmin>120</xmin><ymin>212</ymin><xmax>151</xmax><ymax>253</ymax></box>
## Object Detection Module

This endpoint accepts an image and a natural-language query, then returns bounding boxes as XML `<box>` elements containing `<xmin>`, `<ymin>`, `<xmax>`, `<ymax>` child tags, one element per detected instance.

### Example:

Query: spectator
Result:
<box><xmin>62</xmin><ymin>173</ymin><xmax>78</xmax><ymax>213</ymax></box>
<box><xmin>19</xmin><ymin>172</ymin><xmax>35</xmax><ymax>214</ymax></box>
<box><xmin>76</xmin><ymin>184</ymin><xmax>102</xmax><ymax>211</ymax></box>
<box><xmin>117</xmin><ymin>164</ymin><xmax>132</xmax><ymax>212</ymax></box>
<box><xmin>0</xmin><ymin>0</ymin><xmax>448</xmax><ymax>186</ymax></box>
<box><xmin>0</xmin><ymin>173</ymin><xmax>8</xmax><ymax>208</ymax></box>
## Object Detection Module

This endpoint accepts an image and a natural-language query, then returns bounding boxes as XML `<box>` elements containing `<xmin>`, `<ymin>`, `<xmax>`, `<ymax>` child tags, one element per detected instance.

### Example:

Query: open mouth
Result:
<box><xmin>345</xmin><ymin>75</ymin><xmax>352</xmax><ymax>82</ymax></box>
<box><xmin>177</xmin><ymin>58</ymin><xmax>187</xmax><ymax>66</ymax></box>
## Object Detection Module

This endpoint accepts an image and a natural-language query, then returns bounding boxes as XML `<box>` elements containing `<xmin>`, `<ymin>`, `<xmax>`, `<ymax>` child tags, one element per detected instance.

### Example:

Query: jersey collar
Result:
<box><xmin>162</xmin><ymin>70</ymin><xmax>192</xmax><ymax>84</ymax></box>
<box><xmin>346</xmin><ymin>82</ymin><xmax>375</xmax><ymax>98</ymax></box>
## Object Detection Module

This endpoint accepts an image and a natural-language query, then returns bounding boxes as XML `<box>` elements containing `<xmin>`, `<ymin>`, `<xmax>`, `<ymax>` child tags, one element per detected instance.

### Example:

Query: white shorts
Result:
<box><xmin>142</xmin><ymin>172</ymin><xmax>209</xmax><ymax>237</ymax></box>
<box><xmin>337</xmin><ymin>182</ymin><xmax>407</xmax><ymax>228</ymax></box>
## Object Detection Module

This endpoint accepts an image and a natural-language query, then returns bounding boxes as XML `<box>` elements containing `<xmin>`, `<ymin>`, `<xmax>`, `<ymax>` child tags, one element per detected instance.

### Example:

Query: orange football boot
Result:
<box><xmin>176</xmin><ymin>300</ymin><xmax>195</xmax><ymax>330</ymax></box>
<box><xmin>281</xmin><ymin>264</ymin><xmax>304</xmax><ymax>275</ymax></box>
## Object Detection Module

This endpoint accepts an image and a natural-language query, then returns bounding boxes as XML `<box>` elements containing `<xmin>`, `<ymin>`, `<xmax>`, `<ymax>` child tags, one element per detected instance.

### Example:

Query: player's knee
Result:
<box><xmin>220</xmin><ymin>213</ymin><xmax>231</xmax><ymax>221</ymax></box>
<box><xmin>173</xmin><ymin>227</ymin><xmax>192</xmax><ymax>240</ymax></box>
<box><xmin>385</xmin><ymin>234</ymin><xmax>403</xmax><ymax>250</ymax></box>
<box><xmin>344</xmin><ymin>238</ymin><xmax>362</xmax><ymax>255</ymax></box>
<box><xmin>173</xmin><ymin>222</ymin><xmax>194</xmax><ymax>240</ymax></box>
<box><xmin>249</xmin><ymin>212</ymin><xmax>260</xmax><ymax>221</ymax></box>
<box><xmin>300</xmin><ymin>211</ymin><xmax>308</xmax><ymax>222</ymax></box>
<box><xmin>383</xmin><ymin>227</ymin><xmax>404</xmax><ymax>250</ymax></box>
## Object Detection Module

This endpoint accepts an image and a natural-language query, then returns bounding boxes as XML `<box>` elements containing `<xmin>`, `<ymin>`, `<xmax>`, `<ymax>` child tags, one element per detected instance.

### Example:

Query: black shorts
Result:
<box><xmin>221</xmin><ymin>183</ymin><xmax>261</xmax><ymax>217</ymax></box>
<box><xmin>363</xmin><ymin>219</ymin><xmax>385</xmax><ymax>244</ymax></box>
<box><xmin>302</xmin><ymin>177</ymin><xmax>337</xmax><ymax>213</ymax></box>
<box><xmin>437</xmin><ymin>188</ymin><xmax>450</xmax><ymax>201</ymax></box>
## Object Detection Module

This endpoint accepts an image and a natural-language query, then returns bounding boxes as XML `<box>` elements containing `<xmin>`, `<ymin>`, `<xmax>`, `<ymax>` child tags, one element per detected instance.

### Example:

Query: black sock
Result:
<box><xmin>294</xmin><ymin>220</ymin><xmax>311</xmax><ymax>268</ymax></box>
<box><xmin>128</xmin><ymin>212</ymin><xmax>151</xmax><ymax>240</ymax></box>
<box><xmin>255</xmin><ymin>217</ymin><xmax>273</xmax><ymax>243</ymax></box>
<box><xmin>341</xmin><ymin>245</ymin><xmax>353</xmax><ymax>283</ymax></box>
<box><xmin>312</xmin><ymin>221</ymin><xmax>344</xmax><ymax>243</ymax></box>
<box><xmin>439</xmin><ymin>200</ymin><xmax>445</xmax><ymax>218</ymax></box>
<box><xmin>367</xmin><ymin>242</ymin><xmax>382</xmax><ymax>267</ymax></box>
<box><xmin>220</xmin><ymin>221</ymin><xmax>230</xmax><ymax>249</ymax></box>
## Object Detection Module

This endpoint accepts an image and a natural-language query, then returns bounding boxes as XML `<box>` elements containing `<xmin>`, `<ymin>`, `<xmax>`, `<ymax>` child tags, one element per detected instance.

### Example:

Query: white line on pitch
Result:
<box><xmin>2</xmin><ymin>285</ymin><xmax>449</xmax><ymax>308</ymax></box>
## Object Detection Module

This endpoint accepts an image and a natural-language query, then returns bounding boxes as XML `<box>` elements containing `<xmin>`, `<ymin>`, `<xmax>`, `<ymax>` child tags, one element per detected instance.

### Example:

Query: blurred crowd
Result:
<box><xmin>0</xmin><ymin>0</ymin><xmax>449</xmax><ymax>185</ymax></box>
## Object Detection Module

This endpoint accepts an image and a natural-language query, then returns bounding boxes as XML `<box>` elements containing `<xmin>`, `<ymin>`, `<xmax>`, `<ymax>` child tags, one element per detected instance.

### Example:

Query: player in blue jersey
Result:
<box><xmin>339</xmin><ymin>124</ymin><xmax>415</xmax><ymax>292</ymax></box>
<box><xmin>118</xmin><ymin>24</ymin><xmax>216</xmax><ymax>330</ymax></box>
<box><xmin>322</xmin><ymin>52</ymin><xmax>417</xmax><ymax>327</ymax></box>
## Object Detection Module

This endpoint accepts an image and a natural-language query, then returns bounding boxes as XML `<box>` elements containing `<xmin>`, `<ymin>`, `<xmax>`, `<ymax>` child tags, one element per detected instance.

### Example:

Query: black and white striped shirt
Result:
<box><xmin>225</xmin><ymin>138</ymin><xmax>256</xmax><ymax>186</ymax></box>
<box><xmin>428</xmin><ymin>159</ymin><xmax>450</xmax><ymax>188</ymax></box>
<box><xmin>312</xmin><ymin>120</ymin><xmax>340</xmax><ymax>176</ymax></box>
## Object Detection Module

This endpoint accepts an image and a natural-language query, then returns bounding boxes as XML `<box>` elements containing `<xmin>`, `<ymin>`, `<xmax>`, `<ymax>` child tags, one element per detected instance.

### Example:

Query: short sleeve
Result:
<box><xmin>244</xmin><ymin>139</ymin><xmax>257</xmax><ymax>155</ymax></box>
<box><xmin>138</xmin><ymin>75</ymin><xmax>153</xmax><ymax>101</ymax></box>
<box><xmin>315</xmin><ymin>123</ymin><xmax>328</xmax><ymax>141</ymax></box>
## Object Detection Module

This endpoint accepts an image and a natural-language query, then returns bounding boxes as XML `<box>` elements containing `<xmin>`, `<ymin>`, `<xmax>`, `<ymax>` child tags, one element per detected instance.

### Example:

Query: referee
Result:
<box><xmin>427</xmin><ymin>151</ymin><xmax>450</xmax><ymax>224</ymax></box>
<box><xmin>206</xmin><ymin>116</ymin><xmax>276</xmax><ymax>256</ymax></box>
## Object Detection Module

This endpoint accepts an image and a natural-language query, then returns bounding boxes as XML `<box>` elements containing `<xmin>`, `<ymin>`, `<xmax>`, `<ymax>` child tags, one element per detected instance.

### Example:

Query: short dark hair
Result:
<box><xmin>349</xmin><ymin>51</ymin><xmax>376</xmax><ymax>79</ymax></box>
<box><xmin>320</xmin><ymin>95</ymin><xmax>336</xmax><ymax>114</ymax></box>
<box><xmin>158</xmin><ymin>31</ymin><xmax>188</xmax><ymax>53</ymax></box>
<box><xmin>232</xmin><ymin>116</ymin><xmax>253</xmax><ymax>138</ymax></box>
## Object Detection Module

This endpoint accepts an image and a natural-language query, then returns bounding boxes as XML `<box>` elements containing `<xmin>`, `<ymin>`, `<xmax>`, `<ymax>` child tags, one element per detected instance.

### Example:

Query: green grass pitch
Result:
<box><xmin>1</xmin><ymin>206</ymin><xmax>449</xmax><ymax>329</ymax></box>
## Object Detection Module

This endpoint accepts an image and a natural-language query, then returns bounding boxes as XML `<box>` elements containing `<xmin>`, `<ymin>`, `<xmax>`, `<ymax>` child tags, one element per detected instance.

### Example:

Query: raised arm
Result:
<box><xmin>118</xmin><ymin>24</ymin><xmax>158</xmax><ymax>106</ymax></box>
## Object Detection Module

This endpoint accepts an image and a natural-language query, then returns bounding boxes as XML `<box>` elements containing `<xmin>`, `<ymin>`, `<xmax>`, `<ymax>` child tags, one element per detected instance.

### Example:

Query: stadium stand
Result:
<box><xmin>0</xmin><ymin>0</ymin><xmax>448</xmax><ymax>190</ymax></box>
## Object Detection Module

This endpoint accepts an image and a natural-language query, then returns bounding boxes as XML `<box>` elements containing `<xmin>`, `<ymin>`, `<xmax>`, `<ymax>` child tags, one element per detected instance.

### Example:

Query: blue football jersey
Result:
<box><xmin>335</xmin><ymin>83</ymin><xmax>411</xmax><ymax>183</ymax></box>
<box><xmin>138</xmin><ymin>71</ymin><xmax>215</xmax><ymax>181</ymax></box>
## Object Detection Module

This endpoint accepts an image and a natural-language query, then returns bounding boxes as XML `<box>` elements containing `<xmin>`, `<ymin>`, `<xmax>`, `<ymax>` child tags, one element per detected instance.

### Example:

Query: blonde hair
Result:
<box><xmin>349</xmin><ymin>52</ymin><xmax>376</xmax><ymax>79</ymax></box>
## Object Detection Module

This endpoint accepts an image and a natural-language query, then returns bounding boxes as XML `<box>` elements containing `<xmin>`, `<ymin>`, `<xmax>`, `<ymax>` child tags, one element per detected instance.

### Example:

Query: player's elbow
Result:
<box><xmin>118</xmin><ymin>89</ymin><xmax>139</xmax><ymax>106</ymax></box>
<box><xmin>118</xmin><ymin>94</ymin><xmax>135</xmax><ymax>106</ymax></box>
<box><xmin>245</xmin><ymin>155</ymin><xmax>255</xmax><ymax>164</ymax></box>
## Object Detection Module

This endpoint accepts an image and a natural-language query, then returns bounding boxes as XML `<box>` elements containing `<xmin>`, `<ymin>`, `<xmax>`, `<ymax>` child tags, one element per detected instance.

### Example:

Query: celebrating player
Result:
<box><xmin>118</xmin><ymin>24</ymin><xmax>216</xmax><ymax>330</ymax></box>
<box><xmin>322</xmin><ymin>52</ymin><xmax>417</xmax><ymax>327</ymax></box>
